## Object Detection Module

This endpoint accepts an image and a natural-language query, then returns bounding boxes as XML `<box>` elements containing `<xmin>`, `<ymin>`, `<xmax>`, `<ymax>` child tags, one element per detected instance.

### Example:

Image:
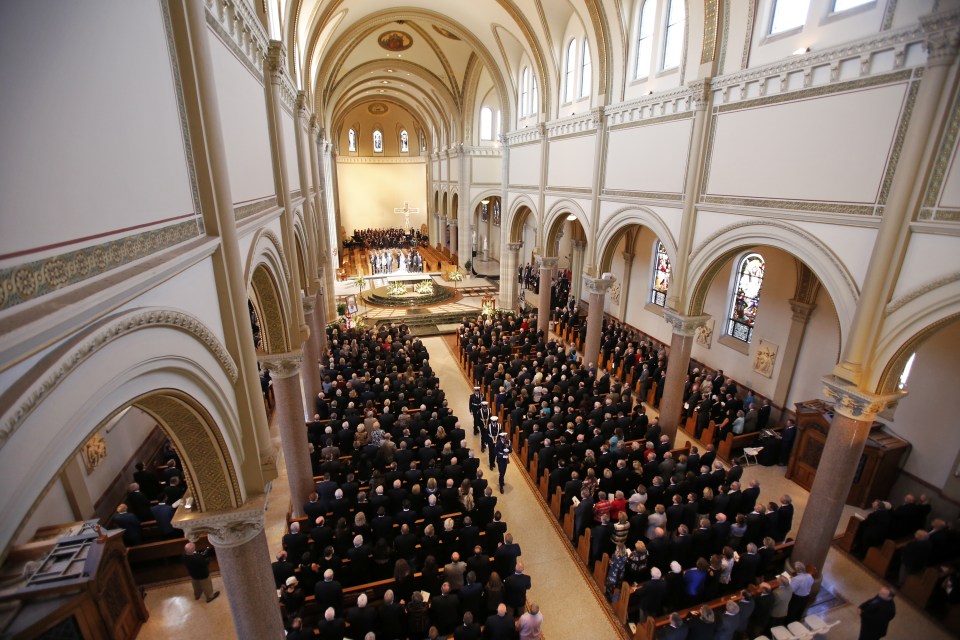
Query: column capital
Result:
<box><xmin>301</xmin><ymin>295</ymin><xmax>316</xmax><ymax>315</ymax></box>
<box><xmin>537</xmin><ymin>255</ymin><xmax>559</xmax><ymax>270</ymax></box>
<box><xmin>175</xmin><ymin>494</ymin><xmax>267</xmax><ymax>548</ymax></box>
<box><xmin>821</xmin><ymin>375</ymin><xmax>904</xmax><ymax>421</ymax></box>
<box><xmin>266</xmin><ymin>40</ymin><xmax>286</xmax><ymax>84</ymax></box>
<box><xmin>663</xmin><ymin>309</ymin><xmax>710</xmax><ymax>337</ymax></box>
<box><xmin>590</xmin><ymin>106</ymin><xmax>605</xmax><ymax>128</ymax></box>
<box><xmin>571</xmin><ymin>239</ymin><xmax>587</xmax><ymax>250</ymax></box>
<box><xmin>622</xmin><ymin>251</ymin><xmax>635</xmax><ymax>265</ymax></box>
<box><xmin>921</xmin><ymin>8</ymin><xmax>960</xmax><ymax>67</ymax></box>
<box><xmin>689</xmin><ymin>79</ymin><xmax>712</xmax><ymax>110</ymax></box>
<box><xmin>507</xmin><ymin>242</ymin><xmax>523</xmax><ymax>252</ymax></box>
<box><xmin>259</xmin><ymin>351</ymin><xmax>303</xmax><ymax>378</ymax></box>
<box><xmin>449</xmin><ymin>219</ymin><xmax>458</xmax><ymax>227</ymax></box>
<box><xmin>583</xmin><ymin>274</ymin><xmax>616</xmax><ymax>295</ymax></box>
<box><xmin>789</xmin><ymin>299</ymin><xmax>816</xmax><ymax>323</ymax></box>
<box><xmin>498</xmin><ymin>133</ymin><xmax>509</xmax><ymax>147</ymax></box>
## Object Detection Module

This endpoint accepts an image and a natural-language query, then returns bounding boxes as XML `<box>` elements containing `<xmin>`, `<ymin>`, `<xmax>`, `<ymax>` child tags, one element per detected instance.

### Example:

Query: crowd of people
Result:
<box><xmin>275</xmin><ymin>322</ymin><xmax>541</xmax><ymax>639</ymax></box>
<box><xmin>348</xmin><ymin>227</ymin><xmax>426</xmax><ymax>250</ymax></box>
<box><xmin>458</xmin><ymin>311</ymin><xmax>815</xmax><ymax>636</ymax></box>
<box><xmin>368</xmin><ymin>248</ymin><xmax>427</xmax><ymax>274</ymax></box>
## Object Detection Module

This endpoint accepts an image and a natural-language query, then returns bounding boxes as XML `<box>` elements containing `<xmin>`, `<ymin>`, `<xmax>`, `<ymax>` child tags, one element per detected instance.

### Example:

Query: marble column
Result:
<box><xmin>500</xmin><ymin>242</ymin><xmax>523</xmax><ymax>311</ymax></box>
<box><xmin>439</xmin><ymin>216</ymin><xmax>448</xmax><ymax>253</ymax></box>
<box><xmin>313</xmin><ymin>288</ymin><xmax>328</xmax><ymax>357</ymax></box>
<box><xmin>537</xmin><ymin>256</ymin><xmax>558</xmax><ymax>324</ymax></box>
<box><xmin>260</xmin><ymin>353</ymin><xmax>313</xmax><ymax>517</ymax></box>
<box><xmin>175</xmin><ymin>495</ymin><xmax>284</xmax><ymax>639</ymax></box>
<box><xmin>793</xmin><ymin>378</ymin><xmax>902</xmax><ymax>570</ymax></box>
<box><xmin>659</xmin><ymin>311</ymin><xmax>710</xmax><ymax>441</ymax></box>
<box><xmin>300</xmin><ymin>296</ymin><xmax>322</xmax><ymax>415</ymax></box>
<box><xmin>582</xmin><ymin>275</ymin><xmax>615</xmax><ymax>366</ymax></box>
<box><xmin>450</xmin><ymin>219</ymin><xmax>459</xmax><ymax>260</ymax></box>
<box><xmin>618</xmin><ymin>252</ymin><xmax>635</xmax><ymax>320</ymax></box>
<box><xmin>570</xmin><ymin>240</ymin><xmax>587</xmax><ymax>301</ymax></box>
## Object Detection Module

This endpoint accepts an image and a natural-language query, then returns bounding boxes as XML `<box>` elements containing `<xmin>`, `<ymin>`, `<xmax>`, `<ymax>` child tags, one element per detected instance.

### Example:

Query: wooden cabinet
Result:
<box><xmin>786</xmin><ymin>400</ymin><xmax>910</xmax><ymax>509</ymax></box>
<box><xmin>0</xmin><ymin>522</ymin><xmax>148</xmax><ymax>639</ymax></box>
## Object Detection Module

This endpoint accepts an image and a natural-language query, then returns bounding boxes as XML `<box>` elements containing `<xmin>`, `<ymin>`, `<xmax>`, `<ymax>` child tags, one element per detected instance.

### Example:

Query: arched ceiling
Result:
<box><xmin>284</xmin><ymin>0</ymin><xmax>616</xmax><ymax>147</ymax></box>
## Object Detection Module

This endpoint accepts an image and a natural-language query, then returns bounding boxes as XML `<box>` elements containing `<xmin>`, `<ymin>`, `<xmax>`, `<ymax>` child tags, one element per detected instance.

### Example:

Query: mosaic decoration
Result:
<box><xmin>378</xmin><ymin>30</ymin><xmax>413</xmax><ymax>52</ymax></box>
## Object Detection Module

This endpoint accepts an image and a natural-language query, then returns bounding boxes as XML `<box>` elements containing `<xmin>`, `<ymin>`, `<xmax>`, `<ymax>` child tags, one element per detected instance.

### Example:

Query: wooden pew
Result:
<box><xmin>577</xmin><ymin>527</ymin><xmax>592</xmax><ymax>565</ymax></box>
<box><xmin>834</xmin><ymin>514</ymin><xmax>862</xmax><ymax>553</ymax></box>
<box><xmin>863</xmin><ymin>537</ymin><xmax>912</xmax><ymax>581</ymax></box>
<box><xmin>900</xmin><ymin>566</ymin><xmax>940</xmax><ymax>608</ymax></box>
<box><xmin>127</xmin><ymin>534</ymin><xmax>217</xmax><ymax>585</ymax></box>
<box><xmin>716</xmin><ymin>424</ymin><xmax>784</xmax><ymax>462</ymax></box>
<box><xmin>563</xmin><ymin>505</ymin><xmax>575</xmax><ymax>540</ymax></box>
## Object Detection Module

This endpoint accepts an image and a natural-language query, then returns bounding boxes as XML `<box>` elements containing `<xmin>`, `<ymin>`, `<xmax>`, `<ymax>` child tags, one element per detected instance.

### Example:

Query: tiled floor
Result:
<box><xmin>138</xmin><ymin>327</ymin><xmax>954</xmax><ymax>640</ymax></box>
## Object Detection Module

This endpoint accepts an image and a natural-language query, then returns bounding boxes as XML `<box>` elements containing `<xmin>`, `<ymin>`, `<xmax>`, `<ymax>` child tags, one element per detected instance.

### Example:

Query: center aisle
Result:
<box><xmin>423</xmin><ymin>336</ymin><xmax>628</xmax><ymax>640</ymax></box>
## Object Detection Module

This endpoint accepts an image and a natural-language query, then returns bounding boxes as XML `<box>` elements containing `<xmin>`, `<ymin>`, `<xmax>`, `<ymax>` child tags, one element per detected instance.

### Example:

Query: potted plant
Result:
<box><xmin>337</xmin><ymin>302</ymin><xmax>347</xmax><ymax>316</ymax></box>
<box><xmin>464</xmin><ymin>259</ymin><xmax>473</xmax><ymax>273</ymax></box>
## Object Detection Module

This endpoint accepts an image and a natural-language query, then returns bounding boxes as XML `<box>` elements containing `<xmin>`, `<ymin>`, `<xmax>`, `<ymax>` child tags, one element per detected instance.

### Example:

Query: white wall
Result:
<box><xmin>548</xmin><ymin>136</ymin><xmax>595</xmax><ymax>189</ymax></box>
<box><xmin>606</xmin><ymin>119</ymin><xmax>693</xmax><ymax>194</ymax></box>
<box><xmin>207</xmin><ymin>27</ymin><xmax>275</xmax><ymax>205</ymax></box>
<box><xmin>80</xmin><ymin>408</ymin><xmax>157</xmax><ymax>502</ymax></box>
<box><xmin>880</xmin><ymin>320</ymin><xmax>960</xmax><ymax>491</ymax></box>
<box><xmin>335</xmin><ymin>161</ymin><xmax>428</xmax><ymax>234</ymax></box>
<box><xmin>282</xmin><ymin>110</ymin><xmax>300</xmax><ymax>191</ymax></box>
<box><xmin>0</xmin><ymin>0</ymin><xmax>195</xmax><ymax>259</ymax></box>
<box><xmin>786</xmin><ymin>288</ymin><xmax>841</xmax><ymax>407</ymax></box>
<box><xmin>472</xmin><ymin>156</ymin><xmax>502</xmax><ymax>184</ymax></box>
<box><xmin>17</xmin><ymin>480</ymin><xmax>74</xmax><ymax>544</ymax></box>
<box><xmin>509</xmin><ymin>144</ymin><xmax>541</xmax><ymax>185</ymax></box>
<box><xmin>706</xmin><ymin>82</ymin><xmax>908</xmax><ymax>202</ymax></box>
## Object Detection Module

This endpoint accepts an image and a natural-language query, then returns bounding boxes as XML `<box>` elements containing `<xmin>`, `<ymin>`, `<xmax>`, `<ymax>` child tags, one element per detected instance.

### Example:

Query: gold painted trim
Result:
<box><xmin>701</xmin><ymin>0</ymin><xmax>720</xmax><ymax>64</ymax></box>
<box><xmin>878</xmin><ymin>78</ymin><xmax>920</xmax><ymax>205</ymax></box>
<box><xmin>922</xmin><ymin>75</ymin><xmax>960</xmax><ymax>213</ymax></box>
<box><xmin>700</xmin><ymin>195</ymin><xmax>876</xmax><ymax>216</ymax></box>
<box><xmin>603</xmin><ymin>189</ymin><xmax>684</xmax><ymax>201</ymax></box>
<box><xmin>607</xmin><ymin>110</ymin><xmax>694</xmax><ymax>130</ymax></box>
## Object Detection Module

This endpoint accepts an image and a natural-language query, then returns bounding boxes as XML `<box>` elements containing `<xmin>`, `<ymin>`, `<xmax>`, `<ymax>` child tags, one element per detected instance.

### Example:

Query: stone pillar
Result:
<box><xmin>310</xmin><ymin>121</ymin><xmax>337</xmax><ymax>320</ymax></box>
<box><xmin>834</xmin><ymin>14</ymin><xmax>959</xmax><ymax>385</ymax></box>
<box><xmin>500</xmin><ymin>242</ymin><xmax>523</xmax><ymax>310</ymax></box>
<box><xmin>792</xmin><ymin>378</ymin><xmax>902</xmax><ymax>569</ymax></box>
<box><xmin>582</xmin><ymin>275</ymin><xmax>616</xmax><ymax>365</ymax></box>
<box><xmin>175</xmin><ymin>495</ymin><xmax>284</xmax><ymax>639</ymax></box>
<box><xmin>570</xmin><ymin>240</ymin><xmax>587</xmax><ymax>301</ymax></box>
<box><xmin>660</xmin><ymin>311</ymin><xmax>711</xmax><ymax>441</ymax></box>
<box><xmin>300</xmin><ymin>296</ymin><xmax>322</xmax><ymax>413</ymax></box>
<box><xmin>618</xmin><ymin>252</ymin><xmax>635</xmax><ymax>319</ymax></box>
<box><xmin>313</xmin><ymin>288</ymin><xmax>328</xmax><ymax>356</ymax></box>
<box><xmin>439</xmin><ymin>215</ymin><xmax>448</xmax><ymax>253</ymax></box>
<box><xmin>450</xmin><ymin>219</ymin><xmax>459</xmax><ymax>260</ymax></box>
<box><xmin>537</xmin><ymin>256</ymin><xmax>558</xmax><ymax>323</ymax></box>
<box><xmin>260</xmin><ymin>353</ymin><xmax>313</xmax><ymax>517</ymax></box>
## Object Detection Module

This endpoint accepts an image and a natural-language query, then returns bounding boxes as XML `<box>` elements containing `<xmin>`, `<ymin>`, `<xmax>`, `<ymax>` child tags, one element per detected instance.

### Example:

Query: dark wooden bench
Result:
<box><xmin>127</xmin><ymin>534</ymin><xmax>217</xmax><ymax>585</ymax></box>
<box><xmin>717</xmin><ymin>424</ymin><xmax>785</xmax><ymax>462</ymax></box>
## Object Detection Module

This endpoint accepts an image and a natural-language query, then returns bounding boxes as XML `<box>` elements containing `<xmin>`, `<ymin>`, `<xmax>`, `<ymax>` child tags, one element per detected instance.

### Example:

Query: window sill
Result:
<box><xmin>644</xmin><ymin>302</ymin><xmax>665</xmax><ymax>317</ymax></box>
<box><xmin>718</xmin><ymin>334</ymin><xmax>750</xmax><ymax>355</ymax></box>
<box><xmin>821</xmin><ymin>1</ymin><xmax>878</xmax><ymax>26</ymax></box>
<box><xmin>761</xmin><ymin>26</ymin><xmax>804</xmax><ymax>46</ymax></box>
<box><xmin>656</xmin><ymin>66</ymin><xmax>679</xmax><ymax>78</ymax></box>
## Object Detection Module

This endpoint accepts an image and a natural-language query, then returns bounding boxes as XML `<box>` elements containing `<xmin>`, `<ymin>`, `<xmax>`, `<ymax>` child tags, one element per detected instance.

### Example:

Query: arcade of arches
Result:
<box><xmin>1</xmin><ymin>0</ymin><xmax>960</xmax><ymax>638</ymax></box>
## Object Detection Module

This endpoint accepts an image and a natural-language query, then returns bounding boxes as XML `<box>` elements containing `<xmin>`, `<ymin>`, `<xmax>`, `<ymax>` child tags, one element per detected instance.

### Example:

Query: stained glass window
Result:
<box><xmin>650</xmin><ymin>240</ymin><xmax>671</xmax><ymax>307</ymax></box>
<box><xmin>348</xmin><ymin>128</ymin><xmax>357</xmax><ymax>152</ymax></box>
<box><xmin>400</xmin><ymin>129</ymin><xmax>409</xmax><ymax>152</ymax></box>
<box><xmin>373</xmin><ymin>129</ymin><xmax>383</xmax><ymax>153</ymax></box>
<box><xmin>727</xmin><ymin>252</ymin><xmax>765</xmax><ymax>343</ymax></box>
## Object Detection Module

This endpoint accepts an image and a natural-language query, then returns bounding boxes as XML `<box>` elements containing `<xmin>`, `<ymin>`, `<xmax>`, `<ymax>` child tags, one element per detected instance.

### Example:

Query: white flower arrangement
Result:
<box><xmin>448</xmin><ymin>269</ymin><xmax>464</xmax><ymax>283</ymax></box>
<box><xmin>388</xmin><ymin>282</ymin><xmax>407</xmax><ymax>297</ymax></box>
<box><xmin>353</xmin><ymin>275</ymin><xmax>366</xmax><ymax>289</ymax></box>
<box><xmin>414</xmin><ymin>280</ymin><xmax>434</xmax><ymax>295</ymax></box>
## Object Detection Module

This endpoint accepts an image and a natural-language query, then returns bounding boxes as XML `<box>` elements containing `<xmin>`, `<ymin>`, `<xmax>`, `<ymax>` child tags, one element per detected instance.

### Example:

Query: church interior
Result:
<box><xmin>1</xmin><ymin>0</ymin><xmax>960</xmax><ymax>638</ymax></box>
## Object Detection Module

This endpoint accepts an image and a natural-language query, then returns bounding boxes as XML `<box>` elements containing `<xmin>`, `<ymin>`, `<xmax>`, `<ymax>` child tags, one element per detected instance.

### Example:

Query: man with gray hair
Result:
<box><xmin>346</xmin><ymin>592</ymin><xmax>376</xmax><ymax>638</ymax></box>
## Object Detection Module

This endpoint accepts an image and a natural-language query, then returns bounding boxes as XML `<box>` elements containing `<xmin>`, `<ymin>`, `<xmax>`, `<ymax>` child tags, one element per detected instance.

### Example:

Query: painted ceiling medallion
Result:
<box><xmin>378</xmin><ymin>30</ymin><xmax>413</xmax><ymax>52</ymax></box>
<box><xmin>432</xmin><ymin>25</ymin><xmax>460</xmax><ymax>40</ymax></box>
<box><xmin>368</xmin><ymin>102</ymin><xmax>389</xmax><ymax>115</ymax></box>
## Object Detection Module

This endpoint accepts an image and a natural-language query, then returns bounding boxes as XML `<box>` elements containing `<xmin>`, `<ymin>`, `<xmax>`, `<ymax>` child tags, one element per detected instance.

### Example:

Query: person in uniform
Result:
<box><xmin>469</xmin><ymin>387</ymin><xmax>484</xmax><ymax>435</ymax></box>
<box><xmin>495</xmin><ymin>432</ymin><xmax>513</xmax><ymax>494</ymax></box>
<box><xmin>477</xmin><ymin>401</ymin><xmax>492</xmax><ymax>453</ymax></box>
<box><xmin>486</xmin><ymin>415</ymin><xmax>501</xmax><ymax>470</ymax></box>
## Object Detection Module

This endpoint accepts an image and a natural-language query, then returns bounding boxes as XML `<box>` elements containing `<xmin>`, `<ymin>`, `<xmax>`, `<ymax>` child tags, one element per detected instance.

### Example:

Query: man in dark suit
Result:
<box><xmin>150</xmin><ymin>496</ymin><xmax>178</xmax><ymax>538</ymax></box>
<box><xmin>316</xmin><ymin>607</ymin><xmax>347</xmax><ymax>640</ymax></box>
<box><xmin>779</xmin><ymin>420</ymin><xmax>798</xmax><ymax>466</ymax></box>
<box><xmin>283</xmin><ymin>521</ymin><xmax>310</xmax><ymax>566</ymax></box>
<box><xmin>125</xmin><ymin>483</ymin><xmax>153</xmax><ymax>521</ymax></box>
<box><xmin>659</xmin><ymin>613</ymin><xmax>689</xmax><ymax>640</ymax></box>
<box><xmin>455</xmin><ymin>612</ymin><xmax>482</xmax><ymax>640</ymax></box>
<box><xmin>484</xmin><ymin>603</ymin><xmax>516</xmax><ymax>639</ymax></box>
<box><xmin>272</xmin><ymin>551</ymin><xmax>295</xmax><ymax>589</ymax></box>
<box><xmin>431</xmin><ymin>582</ymin><xmax>462</xmax><ymax>634</ymax></box>
<box><xmin>632</xmin><ymin>567</ymin><xmax>666</xmax><ymax>618</ymax></box>
<box><xmin>314</xmin><ymin>569</ymin><xmax>344</xmax><ymax>615</ymax></box>
<box><xmin>182</xmin><ymin>542</ymin><xmax>219</xmax><ymax>602</ymax></box>
<box><xmin>113</xmin><ymin>504</ymin><xmax>142</xmax><ymax>546</ymax></box>
<box><xmin>133</xmin><ymin>462</ymin><xmax>162</xmax><ymax>500</ymax></box>
<box><xmin>504</xmin><ymin>562</ymin><xmax>532</xmax><ymax>617</ymax></box>
<box><xmin>345</xmin><ymin>593</ymin><xmax>377</xmax><ymax>639</ymax></box>
<box><xmin>376</xmin><ymin>590</ymin><xmax>405</xmax><ymax>639</ymax></box>
<box><xmin>858</xmin><ymin>588</ymin><xmax>896</xmax><ymax>640</ymax></box>
<box><xmin>776</xmin><ymin>495</ymin><xmax>795</xmax><ymax>542</ymax></box>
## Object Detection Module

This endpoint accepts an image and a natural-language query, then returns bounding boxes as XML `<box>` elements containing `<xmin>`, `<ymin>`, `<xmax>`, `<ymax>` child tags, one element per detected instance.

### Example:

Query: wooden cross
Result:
<box><xmin>393</xmin><ymin>201</ymin><xmax>420</xmax><ymax>231</ymax></box>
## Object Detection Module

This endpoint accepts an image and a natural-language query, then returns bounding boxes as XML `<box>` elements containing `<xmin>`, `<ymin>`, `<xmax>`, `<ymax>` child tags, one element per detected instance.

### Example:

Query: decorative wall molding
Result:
<box><xmin>0</xmin><ymin>308</ymin><xmax>239</xmax><ymax>451</ymax></box>
<box><xmin>821</xmin><ymin>374</ymin><xmax>902</xmax><ymax>420</ymax></box>
<box><xmin>583</xmin><ymin>274</ymin><xmax>616</xmax><ymax>296</ymax></box>
<box><xmin>663</xmin><ymin>310</ymin><xmax>710</xmax><ymax>337</ymax></box>
<box><xmin>602</xmin><ymin>189</ymin><xmax>684</xmax><ymax>201</ymax></box>
<box><xmin>258</xmin><ymin>351</ymin><xmax>303</xmax><ymax>378</ymax></box>
<box><xmin>461</xmin><ymin>146</ymin><xmax>503</xmax><ymax>157</ymax></box>
<box><xmin>0</xmin><ymin>220</ymin><xmax>201</xmax><ymax>312</ymax></box>
<box><xmin>503</xmin><ymin>127</ymin><xmax>543</xmax><ymax>146</ymax></box>
<box><xmin>604</xmin><ymin>87</ymin><xmax>696</xmax><ymax>128</ymax></box>
<box><xmin>176</xmin><ymin>493</ymin><xmax>268</xmax><ymax>548</ymax></box>
<box><xmin>204</xmin><ymin>0</ymin><xmax>267</xmax><ymax>83</ymax></box>
<box><xmin>700</xmin><ymin>195</ymin><xmax>876</xmax><ymax>216</ymax></box>
<box><xmin>886</xmin><ymin>271</ymin><xmax>960</xmax><ymax>314</ymax></box>
<box><xmin>545</xmin><ymin>112</ymin><xmax>597</xmax><ymax>138</ymax></box>
<box><xmin>235</xmin><ymin>196</ymin><xmax>278</xmax><ymax>222</ymax></box>
<box><xmin>335</xmin><ymin>156</ymin><xmax>427</xmax><ymax>164</ymax></box>
<box><xmin>921</xmin><ymin>75</ymin><xmax>960</xmax><ymax>217</ymax></box>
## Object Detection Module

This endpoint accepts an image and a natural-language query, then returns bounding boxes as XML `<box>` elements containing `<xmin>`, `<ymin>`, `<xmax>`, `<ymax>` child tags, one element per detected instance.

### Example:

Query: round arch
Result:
<box><xmin>686</xmin><ymin>220</ymin><xmax>858</xmax><ymax>348</ymax></box>
<box><xmin>0</xmin><ymin>309</ymin><xmax>248</xmax><ymax>556</ymax></box>
<box><xmin>872</xmin><ymin>275</ymin><xmax>960</xmax><ymax>394</ymax></box>
<box><xmin>245</xmin><ymin>230</ymin><xmax>295</xmax><ymax>355</ymax></box>
<box><xmin>442</xmin><ymin>192</ymin><xmax>449</xmax><ymax>218</ymax></box>
<box><xmin>543</xmin><ymin>199</ymin><xmax>591</xmax><ymax>256</ymax></box>
<box><xmin>506</xmin><ymin>195</ymin><xmax>538</xmax><ymax>244</ymax></box>
<box><xmin>595</xmin><ymin>207</ymin><xmax>678</xmax><ymax>273</ymax></box>
<box><xmin>451</xmin><ymin>192</ymin><xmax>459</xmax><ymax>220</ymax></box>
<box><xmin>292</xmin><ymin>211</ymin><xmax>310</xmax><ymax>290</ymax></box>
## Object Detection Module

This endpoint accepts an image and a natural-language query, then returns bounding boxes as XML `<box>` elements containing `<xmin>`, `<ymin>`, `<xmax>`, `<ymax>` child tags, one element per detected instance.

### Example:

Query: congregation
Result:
<box><xmin>348</xmin><ymin>228</ymin><xmax>427</xmax><ymax>250</ymax></box>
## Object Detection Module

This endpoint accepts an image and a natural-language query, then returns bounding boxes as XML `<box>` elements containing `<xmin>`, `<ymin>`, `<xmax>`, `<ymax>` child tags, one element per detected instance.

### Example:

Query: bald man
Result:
<box><xmin>181</xmin><ymin>542</ymin><xmax>219</xmax><ymax>602</ymax></box>
<box><xmin>858</xmin><ymin>588</ymin><xmax>896</xmax><ymax>640</ymax></box>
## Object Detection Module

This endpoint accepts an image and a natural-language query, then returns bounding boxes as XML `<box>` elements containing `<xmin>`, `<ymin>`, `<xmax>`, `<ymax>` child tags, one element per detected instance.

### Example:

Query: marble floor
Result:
<box><xmin>137</xmin><ymin>329</ymin><xmax>954</xmax><ymax>640</ymax></box>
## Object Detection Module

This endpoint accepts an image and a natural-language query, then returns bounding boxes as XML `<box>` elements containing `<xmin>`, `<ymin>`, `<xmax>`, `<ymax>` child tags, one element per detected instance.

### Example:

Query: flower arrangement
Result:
<box><xmin>448</xmin><ymin>269</ymin><xmax>464</xmax><ymax>283</ymax></box>
<box><xmin>414</xmin><ymin>280</ymin><xmax>434</xmax><ymax>295</ymax></box>
<box><xmin>388</xmin><ymin>282</ymin><xmax>407</xmax><ymax>297</ymax></box>
<box><xmin>353</xmin><ymin>275</ymin><xmax>366</xmax><ymax>290</ymax></box>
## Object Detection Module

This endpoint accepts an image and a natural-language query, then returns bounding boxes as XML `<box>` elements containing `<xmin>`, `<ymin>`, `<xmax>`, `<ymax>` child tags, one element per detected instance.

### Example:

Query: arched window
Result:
<box><xmin>636</xmin><ymin>0</ymin><xmax>656</xmax><ymax>79</ymax></box>
<box><xmin>727</xmin><ymin>253</ymin><xmax>765</xmax><ymax>343</ymax></box>
<box><xmin>400</xmin><ymin>129</ymin><xmax>409</xmax><ymax>153</ymax></box>
<box><xmin>650</xmin><ymin>240</ymin><xmax>671</xmax><ymax>307</ymax></box>
<box><xmin>661</xmin><ymin>0</ymin><xmax>686</xmax><ymax>71</ymax></box>
<box><xmin>580</xmin><ymin>39</ymin><xmax>592</xmax><ymax>98</ymax></box>
<box><xmin>520</xmin><ymin>67</ymin><xmax>529</xmax><ymax>117</ymax></box>
<box><xmin>564</xmin><ymin>38</ymin><xmax>577</xmax><ymax>103</ymax></box>
<box><xmin>530</xmin><ymin>76</ymin><xmax>539</xmax><ymax>116</ymax></box>
<box><xmin>480</xmin><ymin>107</ymin><xmax>493</xmax><ymax>140</ymax></box>
<box><xmin>770</xmin><ymin>0</ymin><xmax>810</xmax><ymax>35</ymax></box>
<box><xmin>348</xmin><ymin>128</ymin><xmax>357</xmax><ymax>152</ymax></box>
<box><xmin>373</xmin><ymin>129</ymin><xmax>383</xmax><ymax>153</ymax></box>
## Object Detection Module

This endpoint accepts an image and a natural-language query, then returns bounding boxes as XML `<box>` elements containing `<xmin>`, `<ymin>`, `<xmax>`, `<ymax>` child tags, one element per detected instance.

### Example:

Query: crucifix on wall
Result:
<box><xmin>394</xmin><ymin>201</ymin><xmax>420</xmax><ymax>231</ymax></box>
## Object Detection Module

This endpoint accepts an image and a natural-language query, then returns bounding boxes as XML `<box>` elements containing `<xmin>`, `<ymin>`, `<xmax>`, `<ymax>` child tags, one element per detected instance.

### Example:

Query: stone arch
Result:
<box><xmin>0</xmin><ymin>308</ymin><xmax>247</xmax><ymax>556</ymax></box>
<box><xmin>292</xmin><ymin>211</ymin><xmax>310</xmax><ymax>291</ymax></box>
<box><xmin>543</xmin><ymin>199</ymin><xmax>590</xmax><ymax>256</ymax></box>
<box><xmin>470</xmin><ymin>190</ymin><xmax>504</xmax><ymax>214</ymax></box>
<box><xmin>873</xmin><ymin>274</ymin><xmax>960</xmax><ymax>394</ymax></box>
<box><xmin>595</xmin><ymin>207</ymin><xmax>678</xmax><ymax>273</ymax></box>
<box><xmin>245</xmin><ymin>229</ymin><xmax>295</xmax><ymax>355</ymax></box>
<box><xmin>442</xmin><ymin>191</ymin><xmax>449</xmax><ymax>218</ymax></box>
<box><xmin>686</xmin><ymin>220</ymin><xmax>858</xmax><ymax>348</ymax></box>
<box><xmin>507</xmin><ymin>196</ymin><xmax>538</xmax><ymax>243</ymax></box>
<box><xmin>434</xmin><ymin>190</ymin><xmax>440</xmax><ymax>214</ymax></box>
<box><xmin>451</xmin><ymin>192</ymin><xmax>459</xmax><ymax>220</ymax></box>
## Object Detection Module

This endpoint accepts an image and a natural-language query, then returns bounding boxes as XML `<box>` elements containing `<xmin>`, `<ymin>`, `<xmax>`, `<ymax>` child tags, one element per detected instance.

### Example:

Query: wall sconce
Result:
<box><xmin>793</xmin><ymin>47</ymin><xmax>810</xmax><ymax>55</ymax></box>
